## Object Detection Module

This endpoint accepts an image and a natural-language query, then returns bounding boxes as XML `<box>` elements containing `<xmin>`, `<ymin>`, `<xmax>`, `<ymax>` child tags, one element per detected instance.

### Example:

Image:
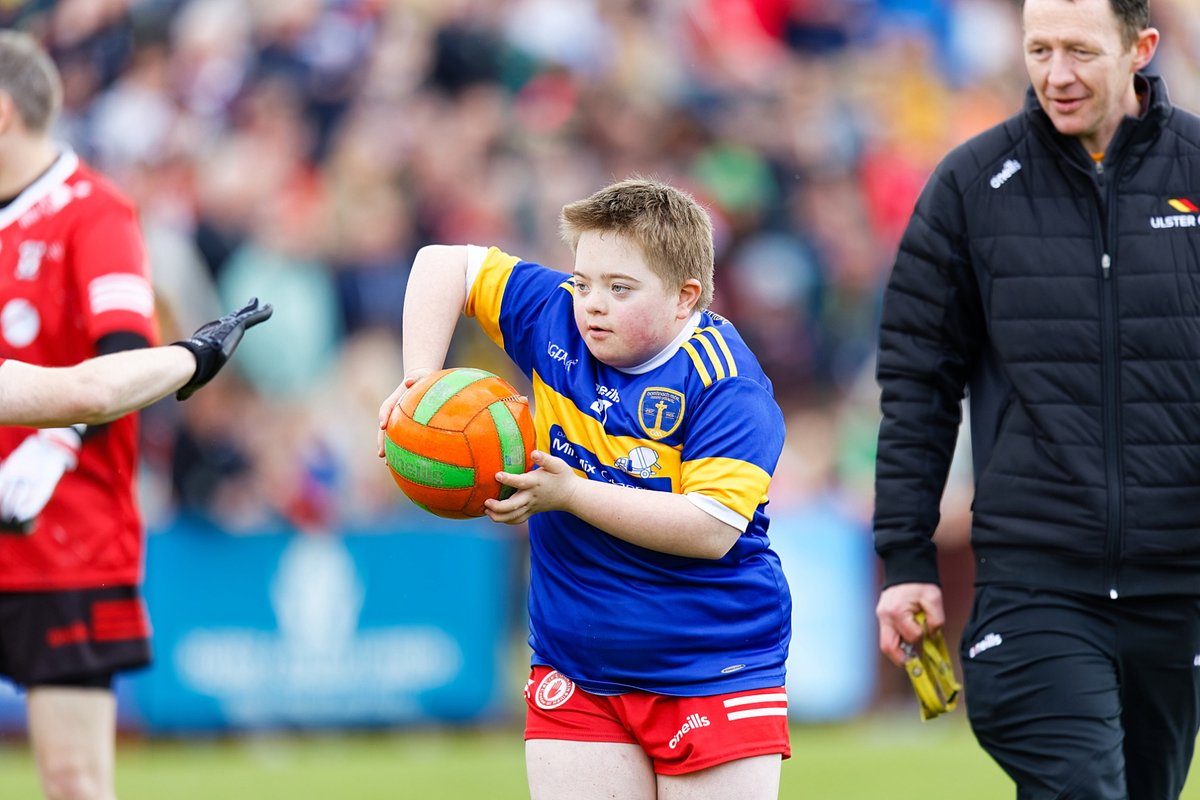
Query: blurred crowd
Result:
<box><xmin>9</xmin><ymin>0</ymin><xmax>1200</xmax><ymax>537</ymax></box>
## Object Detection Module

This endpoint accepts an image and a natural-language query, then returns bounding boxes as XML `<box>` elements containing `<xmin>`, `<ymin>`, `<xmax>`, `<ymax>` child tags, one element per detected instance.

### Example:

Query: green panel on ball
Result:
<box><xmin>412</xmin><ymin>368</ymin><xmax>494</xmax><ymax>425</ymax></box>
<box><xmin>385</xmin><ymin>437</ymin><xmax>475</xmax><ymax>489</ymax></box>
<box><xmin>488</xmin><ymin>401</ymin><xmax>527</xmax><ymax>473</ymax></box>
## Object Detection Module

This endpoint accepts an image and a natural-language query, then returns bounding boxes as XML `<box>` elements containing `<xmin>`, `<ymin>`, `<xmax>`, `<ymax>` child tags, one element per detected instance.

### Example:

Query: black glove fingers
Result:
<box><xmin>240</xmin><ymin>303</ymin><xmax>273</xmax><ymax>329</ymax></box>
<box><xmin>174</xmin><ymin>297</ymin><xmax>272</xmax><ymax>401</ymax></box>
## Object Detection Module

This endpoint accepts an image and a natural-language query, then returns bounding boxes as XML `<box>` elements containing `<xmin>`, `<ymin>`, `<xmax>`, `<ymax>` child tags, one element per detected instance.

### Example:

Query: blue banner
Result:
<box><xmin>772</xmin><ymin>499</ymin><xmax>877</xmax><ymax>721</ymax></box>
<box><xmin>127</xmin><ymin>515</ymin><xmax>516</xmax><ymax>732</ymax></box>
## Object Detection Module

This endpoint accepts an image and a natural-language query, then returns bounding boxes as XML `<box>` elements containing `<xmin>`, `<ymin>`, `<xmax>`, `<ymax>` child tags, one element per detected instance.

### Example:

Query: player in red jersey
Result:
<box><xmin>0</xmin><ymin>31</ymin><xmax>273</xmax><ymax>800</ymax></box>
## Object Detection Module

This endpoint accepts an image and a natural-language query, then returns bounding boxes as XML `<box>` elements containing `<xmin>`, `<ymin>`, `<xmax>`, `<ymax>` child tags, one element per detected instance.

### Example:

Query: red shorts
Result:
<box><xmin>523</xmin><ymin>666</ymin><xmax>791</xmax><ymax>776</ymax></box>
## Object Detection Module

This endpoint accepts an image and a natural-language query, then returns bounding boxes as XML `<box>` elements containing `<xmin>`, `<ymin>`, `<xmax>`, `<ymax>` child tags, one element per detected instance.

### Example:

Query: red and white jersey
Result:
<box><xmin>0</xmin><ymin>150</ymin><xmax>158</xmax><ymax>590</ymax></box>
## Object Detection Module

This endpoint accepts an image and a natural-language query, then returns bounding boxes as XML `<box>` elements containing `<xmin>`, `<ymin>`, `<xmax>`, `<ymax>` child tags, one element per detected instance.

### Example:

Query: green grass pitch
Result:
<box><xmin>0</xmin><ymin>716</ymin><xmax>1196</xmax><ymax>798</ymax></box>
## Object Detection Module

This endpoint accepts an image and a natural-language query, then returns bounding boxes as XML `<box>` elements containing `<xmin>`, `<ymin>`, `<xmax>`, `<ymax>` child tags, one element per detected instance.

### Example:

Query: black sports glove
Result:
<box><xmin>174</xmin><ymin>297</ymin><xmax>273</xmax><ymax>400</ymax></box>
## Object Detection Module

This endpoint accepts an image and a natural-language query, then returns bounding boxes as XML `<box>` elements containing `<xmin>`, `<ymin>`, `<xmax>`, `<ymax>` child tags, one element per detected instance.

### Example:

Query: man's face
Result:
<box><xmin>1023</xmin><ymin>0</ymin><xmax>1157</xmax><ymax>154</ymax></box>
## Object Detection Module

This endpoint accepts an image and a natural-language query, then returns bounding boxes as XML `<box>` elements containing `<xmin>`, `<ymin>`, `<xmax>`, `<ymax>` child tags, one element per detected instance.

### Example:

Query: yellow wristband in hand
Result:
<box><xmin>901</xmin><ymin>611</ymin><xmax>961</xmax><ymax>721</ymax></box>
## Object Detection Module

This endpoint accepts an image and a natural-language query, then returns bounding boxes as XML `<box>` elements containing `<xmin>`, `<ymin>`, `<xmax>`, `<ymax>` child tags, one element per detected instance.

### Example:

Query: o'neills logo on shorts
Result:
<box><xmin>535</xmin><ymin>670</ymin><xmax>576</xmax><ymax>710</ymax></box>
<box><xmin>669</xmin><ymin>713</ymin><xmax>711</xmax><ymax>749</ymax></box>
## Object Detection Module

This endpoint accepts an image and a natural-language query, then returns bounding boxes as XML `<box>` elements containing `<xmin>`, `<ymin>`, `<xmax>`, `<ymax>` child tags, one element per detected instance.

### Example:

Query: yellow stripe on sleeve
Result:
<box><xmin>681</xmin><ymin>341</ymin><xmax>713</xmax><ymax>387</ymax></box>
<box><xmin>695</xmin><ymin>334</ymin><xmax>726</xmax><ymax>380</ymax></box>
<box><xmin>681</xmin><ymin>456</ymin><xmax>771</xmax><ymax>521</ymax></box>
<box><xmin>464</xmin><ymin>247</ymin><xmax>521</xmax><ymax>349</ymax></box>
<box><xmin>699</xmin><ymin>326</ymin><xmax>738</xmax><ymax>378</ymax></box>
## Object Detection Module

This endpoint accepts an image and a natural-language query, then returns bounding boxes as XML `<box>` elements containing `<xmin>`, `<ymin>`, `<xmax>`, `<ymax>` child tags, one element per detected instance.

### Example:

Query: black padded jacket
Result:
<box><xmin>874</xmin><ymin>75</ymin><xmax>1200</xmax><ymax>599</ymax></box>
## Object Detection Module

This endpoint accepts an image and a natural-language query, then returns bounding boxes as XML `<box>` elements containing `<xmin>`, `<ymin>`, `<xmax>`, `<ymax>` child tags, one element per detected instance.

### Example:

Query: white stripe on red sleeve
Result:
<box><xmin>88</xmin><ymin>273</ymin><xmax>154</xmax><ymax>316</ymax></box>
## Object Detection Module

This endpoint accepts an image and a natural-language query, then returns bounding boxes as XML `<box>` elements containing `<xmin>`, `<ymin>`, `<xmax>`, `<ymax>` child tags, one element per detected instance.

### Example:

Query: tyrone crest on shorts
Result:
<box><xmin>534</xmin><ymin>670</ymin><xmax>575</xmax><ymax>710</ymax></box>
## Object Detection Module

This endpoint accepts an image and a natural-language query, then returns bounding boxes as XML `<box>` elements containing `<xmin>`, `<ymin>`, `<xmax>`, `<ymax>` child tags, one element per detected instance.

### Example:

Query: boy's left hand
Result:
<box><xmin>484</xmin><ymin>450</ymin><xmax>577</xmax><ymax>525</ymax></box>
<box><xmin>376</xmin><ymin>368</ymin><xmax>433</xmax><ymax>458</ymax></box>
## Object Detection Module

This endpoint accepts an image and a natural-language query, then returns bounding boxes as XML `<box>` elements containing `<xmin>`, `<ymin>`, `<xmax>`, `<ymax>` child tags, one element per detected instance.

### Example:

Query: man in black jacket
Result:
<box><xmin>874</xmin><ymin>0</ymin><xmax>1200</xmax><ymax>796</ymax></box>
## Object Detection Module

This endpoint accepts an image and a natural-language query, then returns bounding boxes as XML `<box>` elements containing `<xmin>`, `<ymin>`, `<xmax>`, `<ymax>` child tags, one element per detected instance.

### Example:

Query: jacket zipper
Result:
<box><xmin>1094</xmin><ymin>157</ymin><xmax>1123</xmax><ymax>600</ymax></box>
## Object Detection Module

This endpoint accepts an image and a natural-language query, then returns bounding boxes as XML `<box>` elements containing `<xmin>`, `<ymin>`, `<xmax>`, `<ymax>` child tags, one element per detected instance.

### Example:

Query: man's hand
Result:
<box><xmin>876</xmin><ymin>582</ymin><xmax>945</xmax><ymax>667</ymax></box>
<box><xmin>175</xmin><ymin>297</ymin><xmax>273</xmax><ymax>400</ymax></box>
<box><xmin>482</xmin><ymin>449</ymin><xmax>576</xmax><ymax>525</ymax></box>
<box><xmin>0</xmin><ymin>427</ymin><xmax>81</xmax><ymax>533</ymax></box>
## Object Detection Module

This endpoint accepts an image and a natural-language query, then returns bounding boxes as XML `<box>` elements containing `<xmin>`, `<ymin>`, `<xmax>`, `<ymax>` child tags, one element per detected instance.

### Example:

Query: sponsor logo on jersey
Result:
<box><xmin>720</xmin><ymin>664</ymin><xmax>746</xmax><ymax>674</ymax></box>
<box><xmin>968</xmin><ymin>632</ymin><xmax>1003</xmax><ymax>658</ymax></box>
<box><xmin>668</xmin><ymin>713</ymin><xmax>710</xmax><ymax>749</ymax></box>
<box><xmin>534</xmin><ymin>670</ymin><xmax>575</xmax><ymax>710</ymax></box>
<box><xmin>589</xmin><ymin>398</ymin><xmax>612</xmax><ymax>422</ymax></box>
<box><xmin>1</xmin><ymin>298</ymin><xmax>40</xmax><ymax>348</ymax></box>
<box><xmin>590</xmin><ymin>384</ymin><xmax>621</xmax><ymax>422</ymax></box>
<box><xmin>990</xmin><ymin>159</ymin><xmax>1021</xmax><ymax>189</ymax></box>
<box><xmin>15</xmin><ymin>240</ymin><xmax>46</xmax><ymax>280</ymax></box>
<box><xmin>547</xmin><ymin>341</ymin><xmax>578</xmax><ymax>372</ymax></box>
<box><xmin>638</xmin><ymin>388</ymin><xmax>684</xmax><ymax>440</ymax></box>
<box><xmin>595</xmin><ymin>384</ymin><xmax>620</xmax><ymax>404</ymax></box>
<box><xmin>614</xmin><ymin>446</ymin><xmax>661</xmax><ymax>478</ymax></box>
<box><xmin>722</xmin><ymin>692</ymin><xmax>788</xmax><ymax>721</ymax></box>
<box><xmin>17</xmin><ymin>180</ymin><xmax>91</xmax><ymax>229</ymax></box>
<box><xmin>1149</xmin><ymin>198</ymin><xmax>1200</xmax><ymax>230</ymax></box>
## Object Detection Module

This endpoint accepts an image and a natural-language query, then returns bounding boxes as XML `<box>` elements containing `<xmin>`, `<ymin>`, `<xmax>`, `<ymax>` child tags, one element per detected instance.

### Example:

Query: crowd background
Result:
<box><xmin>8</xmin><ymin>0</ymin><xmax>1200</xmax><ymax>713</ymax></box>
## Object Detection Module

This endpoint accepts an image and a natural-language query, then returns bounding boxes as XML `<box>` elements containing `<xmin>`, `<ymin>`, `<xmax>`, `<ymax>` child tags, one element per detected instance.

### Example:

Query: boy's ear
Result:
<box><xmin>677</xmin><ymin>279</ymin><xmax>702</xmax><ymax>317</ymax></box>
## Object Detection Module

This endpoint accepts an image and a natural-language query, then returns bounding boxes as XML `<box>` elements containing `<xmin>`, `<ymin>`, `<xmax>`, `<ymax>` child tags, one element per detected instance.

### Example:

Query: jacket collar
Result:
<box><xmin>1025</xmin><ymin>73</ymin><xmax>1170</xmax><ymax>166</ymax></box>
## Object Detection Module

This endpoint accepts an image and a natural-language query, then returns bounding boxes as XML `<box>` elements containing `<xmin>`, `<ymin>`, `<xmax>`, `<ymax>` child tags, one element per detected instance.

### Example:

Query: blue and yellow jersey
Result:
<box><xmin>465</xmin><ymin>245</ymin><xmax>790</xmax><ymax>696</ymax></box>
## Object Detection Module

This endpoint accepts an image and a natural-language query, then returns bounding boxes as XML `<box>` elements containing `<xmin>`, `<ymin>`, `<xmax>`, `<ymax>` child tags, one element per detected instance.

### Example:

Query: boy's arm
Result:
<box><xmin>488</xmin><ymin>450</ymin><xmax>742</xmax><ymax>560</ymax></box>
<box><xmin>402</xmin><ymin>245</ymin><xmax>469</xmax><ymax>376</ymax></box>
<box><xmin>377</xmin><ymin>245</ymin><xmax>470</xmax><ymax>454</ymax></box>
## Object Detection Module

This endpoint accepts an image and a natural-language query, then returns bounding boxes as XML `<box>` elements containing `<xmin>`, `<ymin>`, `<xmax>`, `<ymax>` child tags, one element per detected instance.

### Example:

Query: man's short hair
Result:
<box><xmin>1022</xmin><ymin>0</ymin><xmax>1150</xmax><ymax>48</ymax></box>
<box><xmin>0</xmin><ymin>30</ymin><xmax>61</xmax><ymax>134</ymax></box>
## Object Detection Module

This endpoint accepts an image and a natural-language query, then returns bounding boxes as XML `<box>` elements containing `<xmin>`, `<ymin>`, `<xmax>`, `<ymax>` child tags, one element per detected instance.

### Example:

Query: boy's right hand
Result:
<box><xmin>376</xmin><ymin>368</ymin><xmax>434</xmax><ymax>457</ymax></box>
<box><xmin>483</xmin><ymin>449</ymin><xmax>578</xmax><ymax>525</ymax></box>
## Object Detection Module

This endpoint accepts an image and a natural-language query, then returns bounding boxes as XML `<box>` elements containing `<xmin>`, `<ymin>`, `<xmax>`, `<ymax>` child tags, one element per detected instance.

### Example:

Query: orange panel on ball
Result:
<box><xmin>382</xmin><ymin>367</ymin><xmax>536</xmax><ymax>518</ymax></box>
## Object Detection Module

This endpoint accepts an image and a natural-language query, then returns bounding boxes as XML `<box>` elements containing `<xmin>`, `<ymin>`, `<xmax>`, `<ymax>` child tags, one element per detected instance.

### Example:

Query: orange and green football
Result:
<box><xmin>383</xmin><ymin>368</ymin><xmax>535</xmax><ymax>519</ymax></box>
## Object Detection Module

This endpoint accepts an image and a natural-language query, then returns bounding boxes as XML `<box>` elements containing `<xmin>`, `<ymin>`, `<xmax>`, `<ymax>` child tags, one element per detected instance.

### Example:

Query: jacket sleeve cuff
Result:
<box><xmin>880</xmin><ymin>545</ymin><xmax>941</xmax><ymax>589</ymax></box>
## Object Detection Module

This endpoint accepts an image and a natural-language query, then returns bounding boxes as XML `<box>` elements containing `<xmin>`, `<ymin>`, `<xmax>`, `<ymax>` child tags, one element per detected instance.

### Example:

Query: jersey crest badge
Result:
<box><xmin>638</xmin><ymin>388</ymin><xmax>684</xmax><ymax>440</ymax></box>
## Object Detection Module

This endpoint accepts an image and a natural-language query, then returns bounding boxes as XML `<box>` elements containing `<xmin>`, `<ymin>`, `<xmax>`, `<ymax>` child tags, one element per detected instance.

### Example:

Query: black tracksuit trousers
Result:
<box><xmin>961</xmin><ymin>584</ymin><xmax>1200</xmax><ymax>799</ymax></box>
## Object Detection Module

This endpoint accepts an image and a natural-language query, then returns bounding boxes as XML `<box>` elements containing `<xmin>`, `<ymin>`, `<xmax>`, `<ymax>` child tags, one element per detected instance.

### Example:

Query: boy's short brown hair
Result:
<box><xmin>0</xmin><ymin>30</ymin><xmax>61</xmax><ymax>134</ymax></box>
<box><xmin>559</xmin><ymin>177</ymin><xmax>715</xmax><ymax>309</ymax></box>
